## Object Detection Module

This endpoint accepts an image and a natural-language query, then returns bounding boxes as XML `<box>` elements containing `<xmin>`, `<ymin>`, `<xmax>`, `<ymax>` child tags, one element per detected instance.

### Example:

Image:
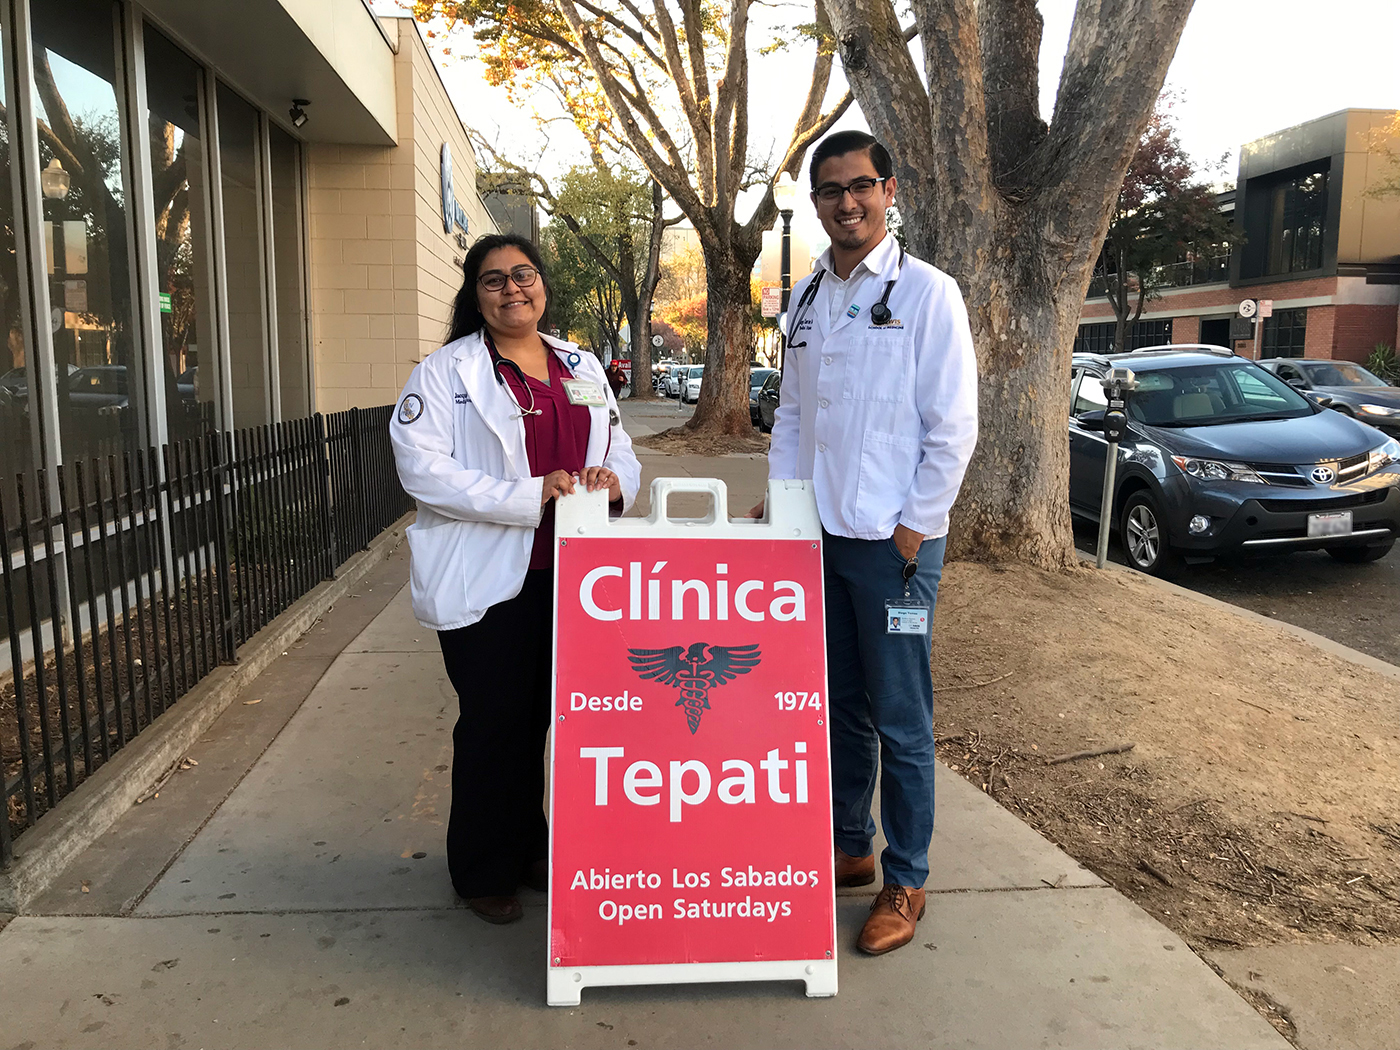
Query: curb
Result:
<box><xmin>0</xmin><ymin>515</ymin><xmax>412</xmax><ymax>912</ymax></box>
<box><xmin>1078</xmin><ymin>550</ymin><xmax>1400</xmax><ymax>683</ymax></box>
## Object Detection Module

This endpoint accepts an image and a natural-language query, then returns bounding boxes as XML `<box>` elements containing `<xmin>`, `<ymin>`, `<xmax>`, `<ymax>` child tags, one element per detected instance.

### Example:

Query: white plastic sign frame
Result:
<box><xmin>546</xmin><ymin>477</ymin><xmax>836</xmax><ymax>1006</ymax></box>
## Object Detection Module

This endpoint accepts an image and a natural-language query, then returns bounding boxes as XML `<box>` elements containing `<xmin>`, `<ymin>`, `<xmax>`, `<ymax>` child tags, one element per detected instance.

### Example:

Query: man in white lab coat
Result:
<box><xmin>755</xmin><ymin>131</ymin><xmax>978</xmax><ymax>955</ymax></box>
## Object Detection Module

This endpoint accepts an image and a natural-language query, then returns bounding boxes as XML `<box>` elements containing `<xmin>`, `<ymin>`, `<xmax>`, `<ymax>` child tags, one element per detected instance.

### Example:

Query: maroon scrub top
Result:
<box><xmin>500</xmin><ymin>352</ymin><xmax>592</xmax><ymax>570</ymax></box>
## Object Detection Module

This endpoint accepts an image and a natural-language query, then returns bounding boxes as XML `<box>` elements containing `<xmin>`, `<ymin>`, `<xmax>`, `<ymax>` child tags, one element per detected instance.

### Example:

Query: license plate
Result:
<box><xmin>1307</xmin><ymin>510</ymin><xmax>1353</xmax><ymax>537</ymax></box>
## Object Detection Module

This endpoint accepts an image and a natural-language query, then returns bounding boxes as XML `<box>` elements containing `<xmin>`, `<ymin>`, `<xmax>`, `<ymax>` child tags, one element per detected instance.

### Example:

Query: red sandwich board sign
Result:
<box><xmin>548</xmin><ymin>478</ymin><xmax>836</xmax><ymax>1004</ymax></box>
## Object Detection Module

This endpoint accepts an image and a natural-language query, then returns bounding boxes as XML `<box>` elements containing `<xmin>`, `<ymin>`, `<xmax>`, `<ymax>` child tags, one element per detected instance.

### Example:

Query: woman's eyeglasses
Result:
<box><xmin>813</xmin><ymin>177</ymin><xmax>886</xmax><ymax>205</ymax></box>
<box><xmin>478</xmin><ymin>266</ymin><xmax>540</xmax><ymax>292</ymax></box>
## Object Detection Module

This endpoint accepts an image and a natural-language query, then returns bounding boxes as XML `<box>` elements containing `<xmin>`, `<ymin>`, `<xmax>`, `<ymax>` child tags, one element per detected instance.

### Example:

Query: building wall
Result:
<box><xmin>1303</xmin><ymin>305</ymin><xmax>1335</xmax><ymax>358</ymax></box>
<box><xmin>1080</xmin><ymin>276</ymin><xmax>1340</xmax><ymax>322</ymax></box>
<box><xmin>1172</xmin><ymin>315</ymin><xmax>1200</xmax><ymax>343</ymax></box>
<box><xmin>1333</xmin><ymin>304</ymin><xmax>1399</xmax><ymax>362</ymax></box>
<box><xmin>1338</xmin><ymin>111</ymin><xmax>1400</xmax><ymax>265</ymax></box>
<box><xmin>306</xmin><ymin>17</ymin><xmax>497</xmax><ymax>412</ymax></box>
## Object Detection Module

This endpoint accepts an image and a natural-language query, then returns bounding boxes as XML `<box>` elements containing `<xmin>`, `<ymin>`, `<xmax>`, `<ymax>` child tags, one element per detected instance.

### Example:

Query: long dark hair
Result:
<box><xmin>446</xmin><ymin>233</ymin><xmax>552</xmax><ymax>343</ymax></box>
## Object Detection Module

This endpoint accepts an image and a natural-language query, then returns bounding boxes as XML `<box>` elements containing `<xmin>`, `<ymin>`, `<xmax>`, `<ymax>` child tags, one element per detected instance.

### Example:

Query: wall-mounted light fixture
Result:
<box><xmin>289</xmin><ymin>98</ymin><xmax>310</xmax><ymax>128</ymax></box>
<box><xmin>40</xmin><ymin>158</ymin><xmax>71</xmax><ymax>199</ymax></box>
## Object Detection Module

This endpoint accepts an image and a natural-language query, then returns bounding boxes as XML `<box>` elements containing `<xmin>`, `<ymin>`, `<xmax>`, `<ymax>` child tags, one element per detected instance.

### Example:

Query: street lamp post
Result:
<box><xmin>773</xmin><ymin>172</ymin><xmax>797</xmax><ymax>371</ymax></box>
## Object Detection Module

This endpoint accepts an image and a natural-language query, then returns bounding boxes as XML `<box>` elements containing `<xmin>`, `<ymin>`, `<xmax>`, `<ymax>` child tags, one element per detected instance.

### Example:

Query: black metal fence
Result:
<box><xmin>0</xmin><ymin>405</ymin><xmax>410</xmax><ymax>864</ymax></box>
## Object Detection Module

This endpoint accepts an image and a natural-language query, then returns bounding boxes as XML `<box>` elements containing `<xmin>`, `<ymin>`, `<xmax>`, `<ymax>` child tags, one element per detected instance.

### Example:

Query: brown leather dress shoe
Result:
<box><xmin>834</xmin><ymin>847</ymin><xmax>876</xmax><ymax>888</ymax></box>
<box><xmin>857</xmin><ymin>884</ymin><xmax>926</xmax><ymax>955</ymax></box>
<box><xmin>467</xmin><ymin>896</ymin><xmax>523</xmax><ymax>924</ymax></box>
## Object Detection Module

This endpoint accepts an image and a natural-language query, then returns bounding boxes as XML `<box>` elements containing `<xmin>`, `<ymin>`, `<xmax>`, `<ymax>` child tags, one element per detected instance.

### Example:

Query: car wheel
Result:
<box><xmin>1327</xmin><ymin>540</ymin><xmax>1394</xmax><ymax>563</ymax></box>
<box><xmin>1119</xmin><ymin>491</ymin><xmax>1181</xmax><ymax>576</ymax></box>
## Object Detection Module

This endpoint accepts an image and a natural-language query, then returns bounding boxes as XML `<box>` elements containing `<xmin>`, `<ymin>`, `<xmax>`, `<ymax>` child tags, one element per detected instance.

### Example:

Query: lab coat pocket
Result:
<box><xmin>406</xmin><ymin>519</ymin><xmax>472</xmax><ymax>628</ymax></box>
<box><xmin>845</xmin><ymin>332</ymin><xmax>911</xmax><ymax>403</ymax></box>
<box><xmin>855</xmin><ymin>430</ymin><xmax>920</xmax><ymax>521</ymax></box>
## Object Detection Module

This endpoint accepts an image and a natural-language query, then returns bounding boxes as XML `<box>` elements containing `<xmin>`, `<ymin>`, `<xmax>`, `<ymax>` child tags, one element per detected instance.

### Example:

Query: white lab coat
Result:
<box><xmin>769</xmin><ymin>238</ymin><xmax>978</xmax><ymax>540</ymax></box>
<box><xmin>390</xmin><ymin>331</ymin><xmax>641</xmax><ymax>631</ymax></box>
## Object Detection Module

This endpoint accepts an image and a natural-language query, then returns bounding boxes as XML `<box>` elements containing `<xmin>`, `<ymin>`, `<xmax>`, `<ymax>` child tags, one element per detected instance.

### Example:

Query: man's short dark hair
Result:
<box><xmin>809</xmin><ymin>131</ymin><xmax>893</xmax><ymax>189</ymax></box>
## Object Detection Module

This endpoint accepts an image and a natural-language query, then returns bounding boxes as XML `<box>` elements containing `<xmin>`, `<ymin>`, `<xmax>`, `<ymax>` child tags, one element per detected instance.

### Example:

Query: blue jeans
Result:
<box><xmin>823</xmin><ymin>529</ymin><xmax>946</xmax><ymax>887</ymax></box>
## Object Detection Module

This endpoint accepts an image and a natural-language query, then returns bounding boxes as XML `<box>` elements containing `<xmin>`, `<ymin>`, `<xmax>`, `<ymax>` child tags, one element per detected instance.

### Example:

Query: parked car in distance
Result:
<box><xmin>1258</xmin><ymin>358</ymin><xmax>1400</xmax><ymax>438</ymax></box>
<box><xmin>1069</xmin><ymin>346</ymin><xmax>1400</xmax><ymax>575</ymax></box>
<box><xmin>67</xmin><ymin>365</ymin><xmax>129</xmax><ymax>414</ymax></box>
<box><xmin>749</xmin><ymin>367</ymin><xmax>776</xmax><ymax>424</ymax></box>
<box><xmin>681</xmin><ymin>365</ymin><xmax>705</xmax><ymax>404</ymax></box>
<box><xmin>756</xmin><ymin>369</ymin><xmax>781</xmax><ymax>433</ymax></box>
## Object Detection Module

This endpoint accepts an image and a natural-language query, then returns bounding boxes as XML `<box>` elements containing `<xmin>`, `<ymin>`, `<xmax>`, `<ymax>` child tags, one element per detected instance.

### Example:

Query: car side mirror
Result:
<box><xmin>1076</xmin><ymin>409</ymin><xmax>1106</xmax><ymax>430</ymax></box>
<box><xmin>1316</xmin><ymin>396</ymin><xmax>1334</xmax><ymax>408</ymax></box>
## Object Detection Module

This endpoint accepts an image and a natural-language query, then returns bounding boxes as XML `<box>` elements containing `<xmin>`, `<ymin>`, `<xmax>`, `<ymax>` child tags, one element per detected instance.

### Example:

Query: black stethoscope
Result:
<box><xmin>787</xmin><ymin>245</ymin><xmax>906</xmax><ymax>349</ymax></box>
<box><xmin>485</xmin><ymin>332</ymin><xmax>582</xmax><ymax>420</ymax></box>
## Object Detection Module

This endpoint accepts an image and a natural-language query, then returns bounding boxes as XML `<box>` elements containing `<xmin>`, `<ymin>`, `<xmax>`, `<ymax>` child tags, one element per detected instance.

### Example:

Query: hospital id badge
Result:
<box><xmin>562</xmin><ymin>379</ymin><xmax>606</xmax><ymax>407</ymax></box>
<box><xmin>886</xmin><ymin>599</ymin><xmax>929</xmax><ymax>635</ymax></box>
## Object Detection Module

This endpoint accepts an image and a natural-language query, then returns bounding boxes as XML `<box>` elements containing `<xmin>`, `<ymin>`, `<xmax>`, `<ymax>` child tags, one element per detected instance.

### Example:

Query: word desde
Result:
<box><xmin>579</xmin><ymin>562</ymin><xmax>806</xmax><ymax>622</ymax></box>
<box><xmin>569</xmin><ymin>690</ymin><xmax>644</xmax><ymax>712</ymax></box>
<box><xmin>578</xmin><ymin>743</ymin><xmax>809</xmax><ymax>822</ymax></box>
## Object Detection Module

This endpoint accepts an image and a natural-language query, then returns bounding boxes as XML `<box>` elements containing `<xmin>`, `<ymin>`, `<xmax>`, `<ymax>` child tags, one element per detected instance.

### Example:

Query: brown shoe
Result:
<box><xmin>467</xmin><ymin>896</ymin><xmax>523</xmax><ymax>924</ymax></box>
<box><xmin>834</xmin><ymin>846</ymin><xmax>876</xmax><ymax>888</ymax></box>
<box><xmin>857</xmin><ymin>884</ymin><xmax>926</xmax><ymax>955</ymax></box>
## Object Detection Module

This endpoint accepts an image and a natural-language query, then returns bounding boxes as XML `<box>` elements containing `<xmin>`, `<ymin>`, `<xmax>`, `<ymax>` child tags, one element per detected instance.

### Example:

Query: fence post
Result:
<box><xmin>312</xmin><ymin>413</ymin><xmax>336</xmax><ymax>578</ymax></box>
<box><xmin>210</xmin><ymin>435</ymin><xmax>237</xmax><ymax>663</ymax></box>
<box><xmin>349</xmin><ymin>407</ymin><xmax>367</xmax><ymax>553</ymax></box>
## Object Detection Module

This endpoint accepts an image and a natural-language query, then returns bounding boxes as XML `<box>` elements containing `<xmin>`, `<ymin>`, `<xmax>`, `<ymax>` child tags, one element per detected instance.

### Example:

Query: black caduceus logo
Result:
<box><xmin>627</xmin><ymin>643</ymin><xmax>762</xmax><ymax>734</ymax></box>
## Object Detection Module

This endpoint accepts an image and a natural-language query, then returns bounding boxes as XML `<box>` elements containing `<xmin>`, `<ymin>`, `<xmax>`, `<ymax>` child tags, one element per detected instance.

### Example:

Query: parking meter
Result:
<box><xmin>1095</xmin><ymin>367</ymin><xmax>1138</xmax><ymax>569</ymax></box>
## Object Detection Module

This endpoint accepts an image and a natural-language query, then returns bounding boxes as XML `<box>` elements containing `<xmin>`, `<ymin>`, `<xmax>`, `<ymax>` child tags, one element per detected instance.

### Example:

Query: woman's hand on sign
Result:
<box><xmin>541</xmin><ymin>469</ymin><xmax>577</xmax><ymax>505</ymax></box>
<box><xmin>580</xmin><ymin>466</ymin><xmax>622</xmax><ymax>502</ymax></box>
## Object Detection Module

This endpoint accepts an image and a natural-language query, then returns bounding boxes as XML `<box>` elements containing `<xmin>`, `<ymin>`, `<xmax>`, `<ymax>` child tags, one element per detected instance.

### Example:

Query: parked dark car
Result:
<box><xmin>756</xmin><ymin>369</ymin><xmax>781</xmax><ymax>433</ymax></box>
<box><xmin>1070</xmin><ymin>348</ymin><xmax>1400</xmax><ymax>574</ymax></box>
<box><xmin>749</xmin><ymin>367</ymin><xmax>776</xmax><ymax>424</ymax></box>
<box><xmin>1257</xmin><ymin>358</ymin><xmax>1400</xmax><ymax>438</ymax></box>
<box><xmin>67</xmin><ymin>365</ymin><xmax>129</xmax><ymax>413</ymax></box>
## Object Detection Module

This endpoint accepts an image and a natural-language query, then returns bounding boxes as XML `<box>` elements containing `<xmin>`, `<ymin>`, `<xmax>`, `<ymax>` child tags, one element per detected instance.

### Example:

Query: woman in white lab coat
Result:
<box><xmin>390</xmin><ymin>233</ymin><xmax>640</xmax><ymax>924</ymax></box>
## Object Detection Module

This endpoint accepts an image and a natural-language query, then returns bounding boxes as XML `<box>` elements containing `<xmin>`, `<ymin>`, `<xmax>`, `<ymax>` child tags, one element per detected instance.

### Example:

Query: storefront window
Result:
<box><xmin>216</xmin><ymin>83</ymin><xmax>268</xmax><ymax>429</ymax></box>
<box><xmin>268</xmin><ymin>125</ymin><xmax>307</xmax><ymax>419</ymax></box>
<box><xmin>31</xmin><ymin>0</ymin><xmax>142</xmax><ymax>462</ymax></box>
<box><xmin>144</xmin><ymin>24</ymin><xmax>215</xmax><ymax>443</ymax></box>
<box><xmin>0</xmin><ymin>23</ymin><xmax>36</xmax><ymax>490</ymax></box>
<box><xmin>1262</xmin><ymin>308</ymin><xmax>1308</xmax><ymax>359</ymax></box>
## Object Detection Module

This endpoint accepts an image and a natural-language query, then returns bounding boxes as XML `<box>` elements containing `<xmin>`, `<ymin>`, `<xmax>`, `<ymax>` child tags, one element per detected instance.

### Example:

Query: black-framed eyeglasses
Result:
<box><xmin>478</xmin><ymin>266</ymin><xmax>540</xmax><ymax>292</ymax></box>
<box><xmin>813</xmin><ymin>177</ymin><xmax>886</xmax><ymax>205</ymax></box>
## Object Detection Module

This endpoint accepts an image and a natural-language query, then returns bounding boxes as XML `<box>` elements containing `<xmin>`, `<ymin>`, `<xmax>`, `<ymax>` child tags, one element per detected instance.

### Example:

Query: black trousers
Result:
<box><xmin>438</xmin><ymin>569</ymin><xmax>553</xmax><ymax>898</ymax></box>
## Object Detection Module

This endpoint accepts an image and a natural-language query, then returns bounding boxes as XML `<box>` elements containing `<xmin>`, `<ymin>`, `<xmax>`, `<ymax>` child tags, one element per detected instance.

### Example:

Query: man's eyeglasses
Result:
<box><xmin>478</xmin><ymin>266</ymin><xmax>540</xmax><ymax>292</ymax></box>
<box><xmin>813</xmin><ymin>177</ymin><xmax>886</xmax><ymax>205</ymax></box>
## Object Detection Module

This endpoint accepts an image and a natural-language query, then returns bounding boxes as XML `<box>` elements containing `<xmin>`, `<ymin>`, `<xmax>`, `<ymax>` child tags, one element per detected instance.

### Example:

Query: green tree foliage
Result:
<box><xmin>1097</xmin><ymin>95</ymin><xmax>1237</xmax><ymax>351</ymax></box>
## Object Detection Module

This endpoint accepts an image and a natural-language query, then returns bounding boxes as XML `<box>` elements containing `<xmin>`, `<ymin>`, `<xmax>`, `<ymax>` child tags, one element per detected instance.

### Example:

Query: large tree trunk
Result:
<box><xmin>826</xmin><ymin>0</ymin><xmax>1193</xmax><ymax>568</ymax></box>
<box><xmin>689</xmin><ymin>245</ymin><xmax>759</xmax><ymax>434</ymax></box>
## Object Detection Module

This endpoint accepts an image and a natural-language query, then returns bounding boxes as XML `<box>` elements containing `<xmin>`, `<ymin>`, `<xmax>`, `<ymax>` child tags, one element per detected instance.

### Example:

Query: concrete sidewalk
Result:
<box><xmin>0</xmin><ymin>406</ymin><xmax>1290</xmax><ymax>1049</ymax></box>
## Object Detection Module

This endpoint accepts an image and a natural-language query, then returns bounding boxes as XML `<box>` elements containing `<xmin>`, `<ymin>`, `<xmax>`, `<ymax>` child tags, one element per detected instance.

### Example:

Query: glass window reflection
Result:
<box><xmin>216</xmin><ymin>83</ymin><xmax>269</xmax><ymax>429</ymax></box>
<box><xmin>31</xmin><ymin>0</ymin><xmax>142</xmax><ymax>461</ymax></box>
<box><xmin>144</xmin><ymin>24</ymin><xmax>215</xmax><ymax>442</ymax></box>
<box><xmin>268</xmin><ymin>125</ymin><xmax>308</xmax><ymax>419</ymax></box>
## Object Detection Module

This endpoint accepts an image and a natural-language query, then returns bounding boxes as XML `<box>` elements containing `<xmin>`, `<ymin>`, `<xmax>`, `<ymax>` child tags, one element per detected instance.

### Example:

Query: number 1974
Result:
<box><xmin>775</xmin><ymin>691</ymin><xmax>821</xmax><ymax>711</ymax></box>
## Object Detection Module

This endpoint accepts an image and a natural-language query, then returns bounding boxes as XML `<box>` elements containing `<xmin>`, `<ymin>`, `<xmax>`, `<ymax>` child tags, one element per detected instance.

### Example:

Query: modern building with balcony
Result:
<box><xmin>1076</xmin><ymin>109</ymin><xmax>1400</xmax><ymax>361</ymax></box>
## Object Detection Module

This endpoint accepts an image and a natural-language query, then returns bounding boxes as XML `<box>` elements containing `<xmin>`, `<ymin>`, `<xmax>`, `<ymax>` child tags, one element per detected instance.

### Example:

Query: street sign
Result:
<box><xmin>1257</xmin><ymin>299</ymin><xmax>1273</xmax><ymax>319</ymax></box>
<box><xmin>159</xmin><ymin>292</ymin><xmax>172</xmax><ymax>314</ymax></box>
<box><xmin>652</xmin><ymin>334</ymin><xmax>664</xmax><ymax>347</ymax></box>
<box><xmin>760</xmin><ymin>286</ymin><xmax>782</xmax><ymax>318</ymax></box>
<box><xmin>1238</xmin><ymin>299</ymin><xmax>1258</xmax><ymax>318</ymax></box>
<box><xmin>1229</xmin><ymin>315</ymin><xmax>1254</xmax><ymax>341</ymax></box>
<box><xmin>548</xmin><ymin>478</ymin><xmax>836</xmax><ymax>1005</ymax></box>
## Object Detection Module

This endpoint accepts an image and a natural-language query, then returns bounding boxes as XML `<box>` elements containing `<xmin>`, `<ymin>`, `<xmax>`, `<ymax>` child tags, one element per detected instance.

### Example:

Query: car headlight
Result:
<box><xmin>1358</xmin><ymin>403</ymin><xmax>1400</xmax><ymax>417</ymax></box>
<box><xmin>1368</xmin><ymin>438</ymin><xmax>1400</xmax><ymax>474</ymax></box>
<box><xmin>1170</xmin><ymin>456</ymin><xmax>1265</xmax><ymax>483</ymax></box>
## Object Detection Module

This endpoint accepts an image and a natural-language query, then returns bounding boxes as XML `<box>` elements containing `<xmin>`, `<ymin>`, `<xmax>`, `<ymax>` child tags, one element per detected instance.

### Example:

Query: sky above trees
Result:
<box><xmin>390</xmin><ymin>0</ymin><xmax>1398</xmax><ymax>254</ymax></box>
